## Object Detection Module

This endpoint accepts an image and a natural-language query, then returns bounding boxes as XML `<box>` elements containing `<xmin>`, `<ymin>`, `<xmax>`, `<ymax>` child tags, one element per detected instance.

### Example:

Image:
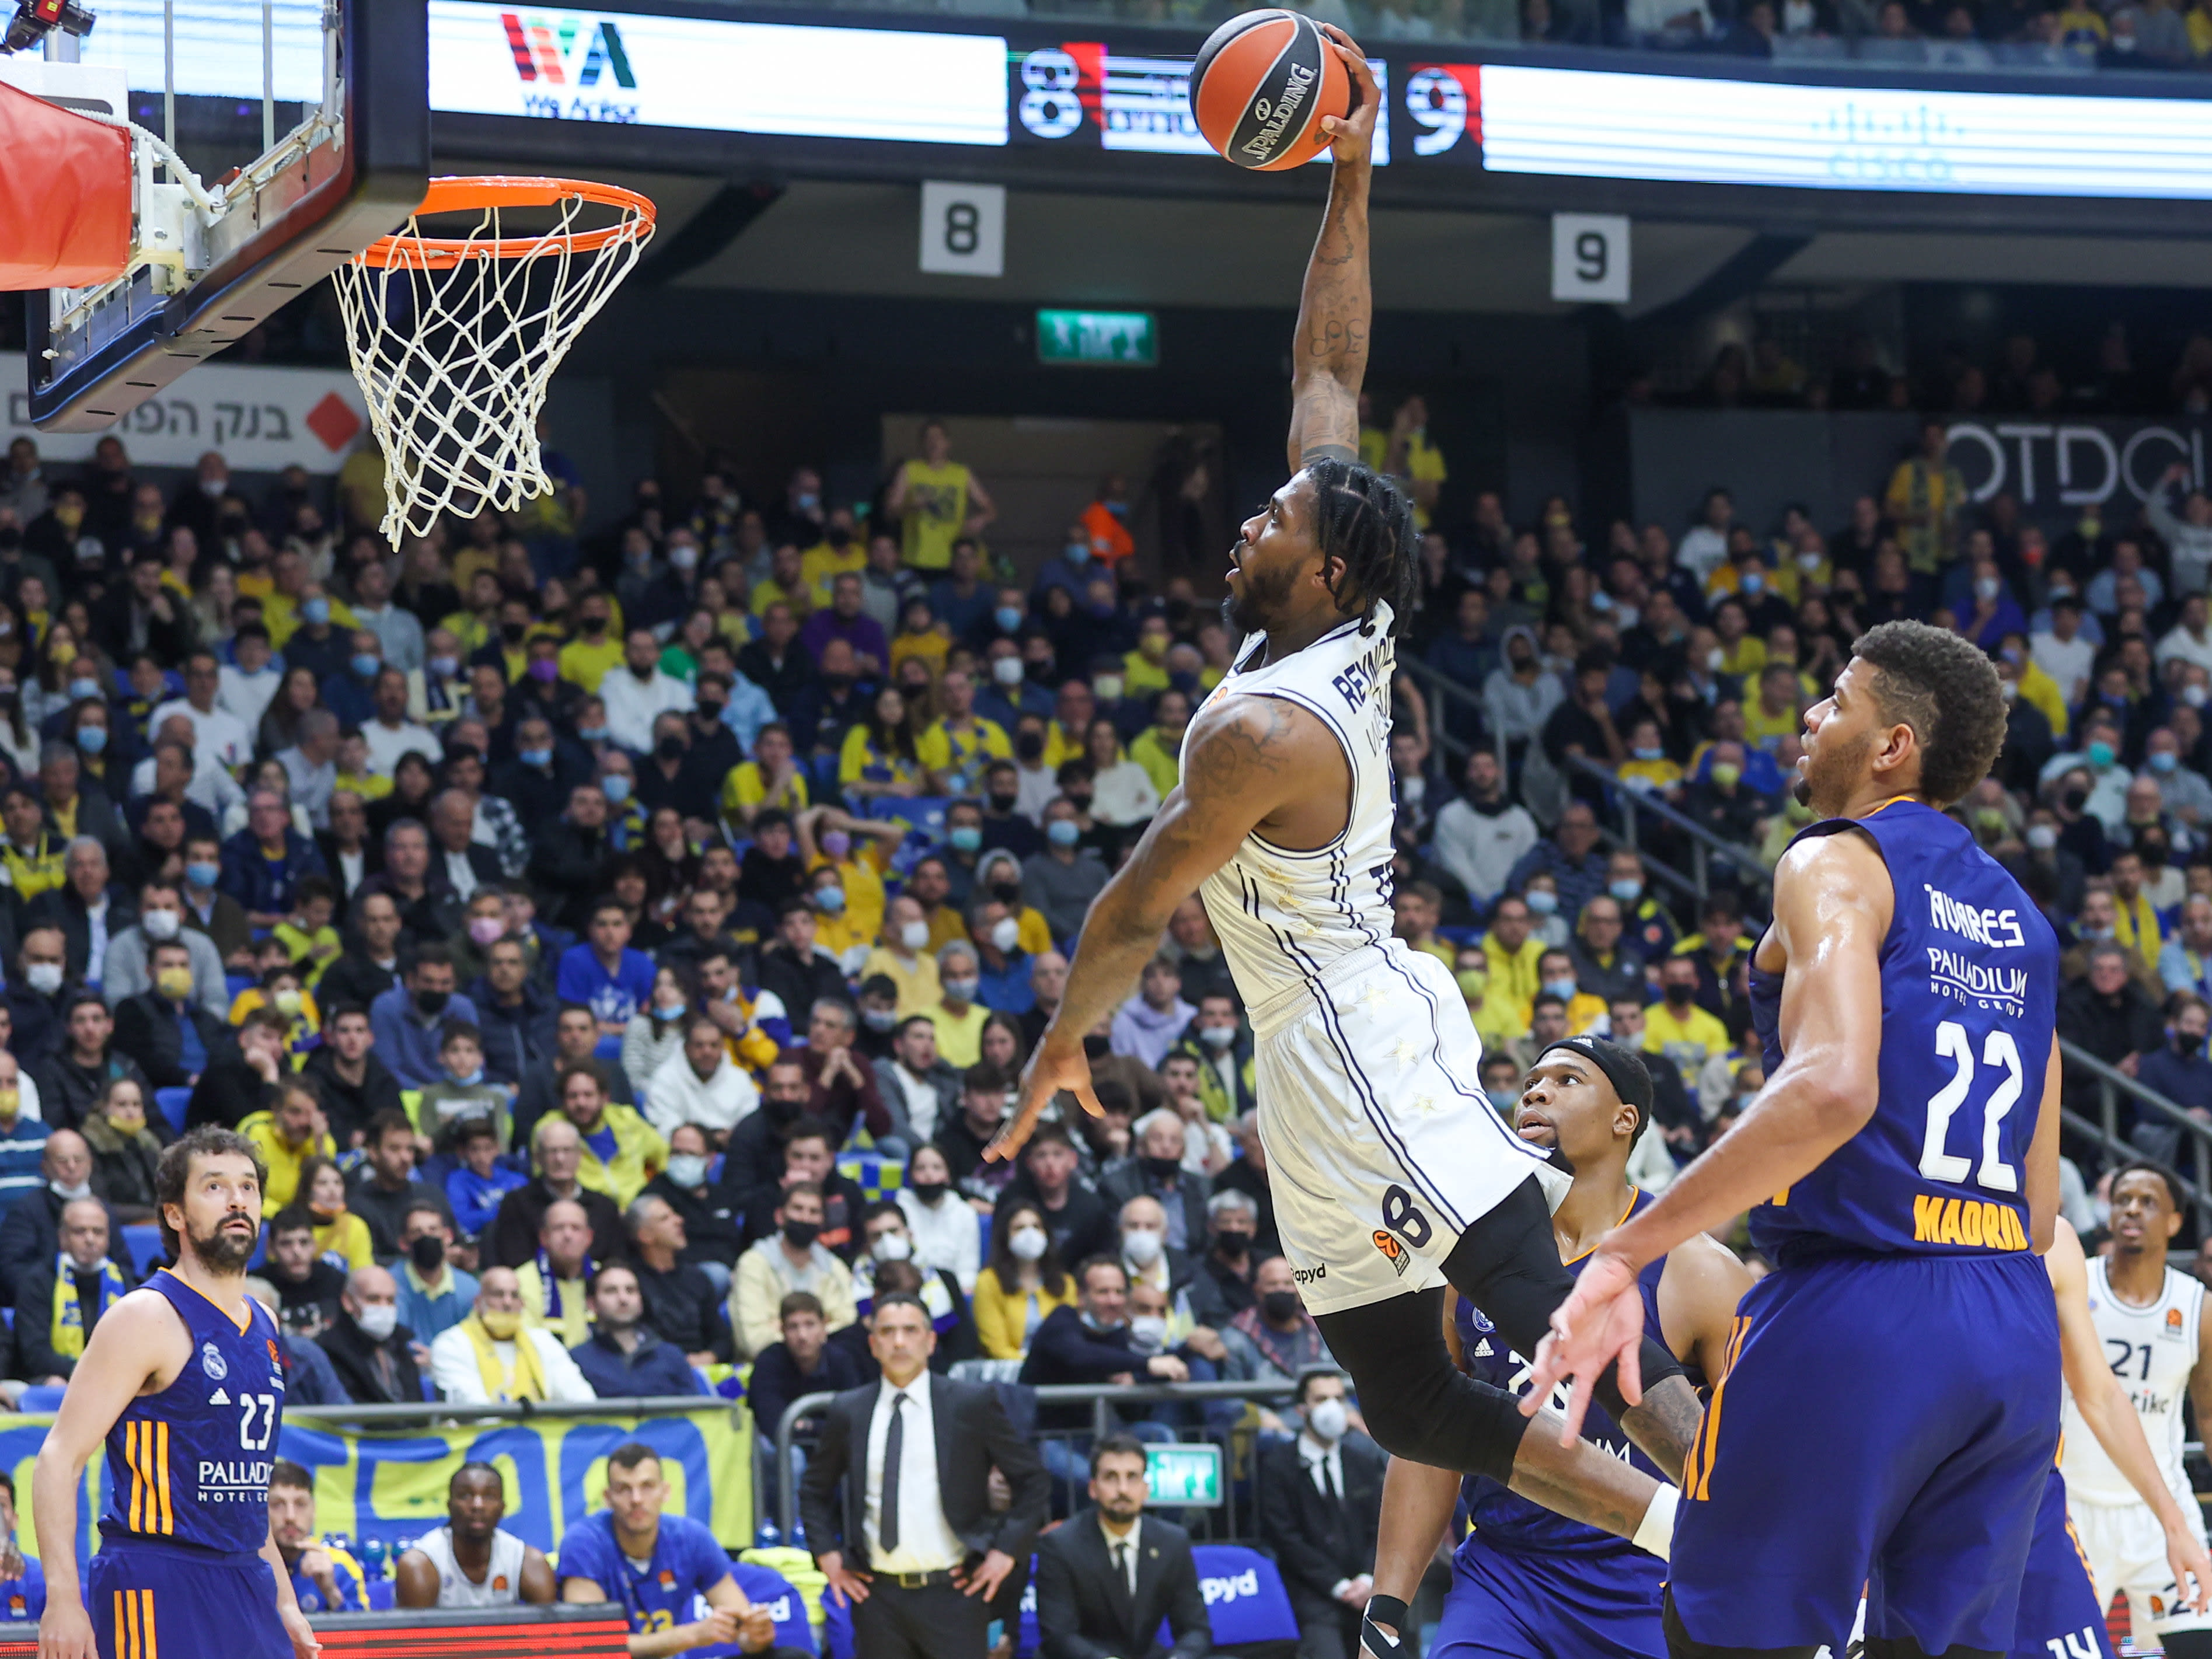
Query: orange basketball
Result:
<box><xmin>1188</xmin><ymin>9</ymin><xmax>1352</xmax><ymax>173</ymax></box>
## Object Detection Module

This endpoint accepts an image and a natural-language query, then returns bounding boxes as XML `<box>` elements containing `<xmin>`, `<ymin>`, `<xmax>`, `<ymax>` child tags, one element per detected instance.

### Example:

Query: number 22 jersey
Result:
<box><xmin>100</xmin><ymin>1269</ymin><xmax>287</xmax><ymax>1555</ymax></box>
<box><xmin>1748</xmin><ymin>799</ymin><xmax>2060</xmax><ymax>1263</ymax></box>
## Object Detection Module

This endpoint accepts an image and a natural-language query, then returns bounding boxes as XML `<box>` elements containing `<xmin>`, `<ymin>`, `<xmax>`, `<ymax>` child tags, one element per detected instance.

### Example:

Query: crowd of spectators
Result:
<box><xmin>14</xmin><ymin>371</ymin><xmax>2212</xmax><ymax>1646</ymax></box>
<box><xmin>1395</xmin><ymin>401</ymin><xmax>2212</xmax><ymax>1253</ymax></box>
<box><xmin>1659</xmin><ymin>322</ymin><xmax>2212</xmax><ymax>416</ymax></box>
<box><xmin>0</xmin><ymin>417</ymin><xmax>1356</xmax><ymax>1472</ymax></box>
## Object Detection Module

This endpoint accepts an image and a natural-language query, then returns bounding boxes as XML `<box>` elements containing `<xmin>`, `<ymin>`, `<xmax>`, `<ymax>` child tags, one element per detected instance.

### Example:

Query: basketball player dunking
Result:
<box><xmin>33</xmin><ymin>1126</ymin><xmax>315</xmax><ymax>1659</ymax></box>
<box><xmin>986</xmin><ymin>22</ymin><xmax>1703</xmax><ymax>1629</ymax></box>
<box><xmin>1530</xmin><ymin>624</ymin><xmax>2066</xmax><ymax>1658</ymax></box>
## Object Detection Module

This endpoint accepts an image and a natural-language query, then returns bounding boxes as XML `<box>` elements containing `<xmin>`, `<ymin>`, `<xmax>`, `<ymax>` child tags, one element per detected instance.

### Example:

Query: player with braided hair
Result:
<box><xmin>986</xmin><ymin>22</ymin><xmax>1704</xmax><ymax>1629</ymax></box>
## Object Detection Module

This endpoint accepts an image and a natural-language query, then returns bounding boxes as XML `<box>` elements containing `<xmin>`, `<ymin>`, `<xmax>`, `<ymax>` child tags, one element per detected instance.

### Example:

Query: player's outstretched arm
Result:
<box><xmin>990</xmin><ymin>696</ymin><xmax>1324</xmax><ymax>1162</ymax></box>
<box><xmin>1285</xmin><ymin>29</ymin><xmax>1380</xmax><ymax>474</ymax></box>
<box><xmin>2049</xmin><ymin>1218</ymin><xmax>2212</xmax><ymax>1613</ymax></box>
<box><xmin>36</xmin><ymin>1294</ymin><xmax>186</xmax><ymax>1659</ymax></box>
<box><xmin>1523</xmin><ymin>830</ymin><xmax>1888</xmax><ymax>1444</ymax></box>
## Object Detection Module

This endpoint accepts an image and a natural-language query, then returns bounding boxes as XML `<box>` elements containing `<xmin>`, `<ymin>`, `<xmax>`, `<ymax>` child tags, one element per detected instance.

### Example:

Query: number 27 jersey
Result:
<box><xmin>1748</xmin><ymin>799</ymin><xmax>2059</xmax><ymax>1262</ymax></box>
<box><xmin>100</xmin><ymin>1270</ymin><xmax>287</xmax><ymax>1555</ymax></box>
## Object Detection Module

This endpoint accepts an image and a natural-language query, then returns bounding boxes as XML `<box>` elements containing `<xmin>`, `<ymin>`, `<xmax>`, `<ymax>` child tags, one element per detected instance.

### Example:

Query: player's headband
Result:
<box><xmin>1534</xmin><ymin>1035</ymin><xmax>1655</xmax><ymax>1133</ymax></box>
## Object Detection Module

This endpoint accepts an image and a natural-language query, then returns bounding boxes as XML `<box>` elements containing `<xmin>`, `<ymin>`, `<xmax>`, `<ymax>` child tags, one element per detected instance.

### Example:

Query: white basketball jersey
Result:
<box><xmin>2061</xmin><ymin>1254</ymin><xmax>2204</xmax><ymax>1507</ymax></box>
<box><xmin>411</xmin><ymin>1522</ymin><xmax>529</xmax><ymax>1606</ymax></box>
<box><xmin>1189</xmin><ymin>606</ymin><xmax>1400</xmax><ymax>1010</ymax></box>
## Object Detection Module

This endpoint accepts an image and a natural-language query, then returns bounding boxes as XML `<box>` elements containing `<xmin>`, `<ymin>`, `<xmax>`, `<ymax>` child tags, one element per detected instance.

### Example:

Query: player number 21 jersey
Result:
<box><xmin>100</xmin><ymin>1270</ymin><xmax>287</xmax><ymax>1556</ymax></box>
<box><xmin>1748</xmin><ymin>799</ymin><xmax>2060</xmax><ymax>1263</ymax></box>
<box><xmin>2060</xmin><ymin>1255</ymin><xmax>2203</xmax><ymax>1508</ymax></box>
<box><xmin>1189</xmin><ymin>605</ymin><xmax>1400</xmax><ymax>1009</ymax></box>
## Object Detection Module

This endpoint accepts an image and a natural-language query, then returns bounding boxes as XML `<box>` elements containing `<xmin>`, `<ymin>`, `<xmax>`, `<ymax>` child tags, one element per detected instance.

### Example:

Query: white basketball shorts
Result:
<box><xmin>2074</xmin><ymin>1492</ymin><xmax>2212</xmax><ymax>1639</ymax></box>
<box><xmin>1247</xmin><ymin>941</ymin><xmax>1568</xmax><ymax>1318</ymax></box>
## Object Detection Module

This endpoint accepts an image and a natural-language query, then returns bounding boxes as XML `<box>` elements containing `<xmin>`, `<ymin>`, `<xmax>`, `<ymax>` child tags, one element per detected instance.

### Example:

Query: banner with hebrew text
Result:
<box><xmin>0</xmin><ymin>1403</ymin><xmax>753</xmax><ymax>1567</ymax></box>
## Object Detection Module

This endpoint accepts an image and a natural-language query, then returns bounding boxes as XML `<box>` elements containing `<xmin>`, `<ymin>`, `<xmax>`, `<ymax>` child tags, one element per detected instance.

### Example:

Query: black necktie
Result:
<box><xmin>881</xmin><ymin>1392</ymin><xmax>905</xmax><ymax>1555</ymax></box>
<box><xmin>1113</xmin><ymin>1542</ymin><xmax>1131</xmax><ymax>1596</ymax></box>
<box><xmin>1320</xmin><ymin>1456</ymin><xmax>1338</xmax><ymax>1503</ymax></box>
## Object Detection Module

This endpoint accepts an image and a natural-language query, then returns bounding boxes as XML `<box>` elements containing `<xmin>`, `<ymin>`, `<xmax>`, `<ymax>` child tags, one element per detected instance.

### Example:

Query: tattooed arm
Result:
<box><xmin>1285</xmin><ymin>28</ymin><xmax>1381</xmax><ymax>475</ymax></box>
<box><xmin>988</xmin><ymin>693</ymin><xmax>1344</xmax><ymax>1159</ymax></box>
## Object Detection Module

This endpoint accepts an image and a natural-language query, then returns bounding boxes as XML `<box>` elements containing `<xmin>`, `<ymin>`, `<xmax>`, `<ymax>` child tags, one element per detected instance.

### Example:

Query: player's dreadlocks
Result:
<box><xmin>1304</xmin><ymin>456</ymin><xmax>1419</xmax><ymax>638</ymax></box>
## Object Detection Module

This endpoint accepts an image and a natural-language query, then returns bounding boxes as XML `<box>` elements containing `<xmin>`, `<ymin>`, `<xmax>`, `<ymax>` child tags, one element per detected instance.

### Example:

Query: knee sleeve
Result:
<box><xmin>1313</xmin><ymin>1289</ymin><xmax>1531</xmax><ymax>1485</ymax></box>
<box><xmin>1663</xmin><ymin>1587</ymin><xmax>1822</xmax><ymax>1659</ymax></box>
<box><xmin>1446</xmin><ymin>1176</ymin><xmax>1687</xmax><ymax>1426</ymax></box>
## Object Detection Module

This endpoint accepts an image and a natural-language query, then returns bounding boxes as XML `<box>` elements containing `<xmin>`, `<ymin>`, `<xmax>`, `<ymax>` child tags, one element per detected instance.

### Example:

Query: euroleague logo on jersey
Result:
<box><xmin>1372</xmin><ymin>1230</ymin><xmax>1412</xmax><ymax>1275</ymax></box>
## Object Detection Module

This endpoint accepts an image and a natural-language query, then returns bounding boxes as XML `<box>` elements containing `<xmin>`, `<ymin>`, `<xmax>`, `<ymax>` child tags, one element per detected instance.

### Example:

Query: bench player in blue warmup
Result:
<box><xmin>1530</xmin><ymin>620</ymin><xmax>2066</xmax><ymax>1659</ymax></box>
<box><xmin>32</xmin><ymin>1125</ymin><xmax>318</xmax><ymax>1659</ymax></box>
<box><xmin>558</xmin><ymin>1440</ymin><xmax>804</xmax><ymax>1658</ymax></box>
<box><xmin>1365</xmin><ymin>1034</ymin><xmax>1753</xmax><ymax>1659</ymax></box>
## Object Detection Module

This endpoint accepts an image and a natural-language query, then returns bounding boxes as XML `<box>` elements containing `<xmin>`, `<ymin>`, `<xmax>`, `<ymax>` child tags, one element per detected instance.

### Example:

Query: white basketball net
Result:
<box><xmin>332</xmin><ymin>186</ymin><xmax>653</xmax><ymax>546</ymax></box>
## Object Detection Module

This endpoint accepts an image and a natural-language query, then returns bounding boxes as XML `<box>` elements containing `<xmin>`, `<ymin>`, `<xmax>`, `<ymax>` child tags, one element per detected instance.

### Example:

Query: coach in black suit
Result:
<box><xmin>1256</xmin><ymin>1371</ymin><xmax>1386</xmax><ymax>1659</ymax></box>
<box><xmin>800</xmin><ymin>1291</ymin><xmax>1048</xmax><ymax>1659</ymax></box>
<box><xmin>1035</xmin><ymin>1434</ymin><xmax>1210</xmax><ymax>1659</ymax></box>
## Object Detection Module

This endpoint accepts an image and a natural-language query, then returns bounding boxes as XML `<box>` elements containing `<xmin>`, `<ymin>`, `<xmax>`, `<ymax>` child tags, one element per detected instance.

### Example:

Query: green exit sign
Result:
<box><xmin>1037</xmin><ymin>309</ymin><xmax>1157</xmax><ymax>367</ymax></box>
<box><xmin>1146</xmin><ymin>1443</ymin><xmax>1223</xmax><ymax>1507</ymax></box>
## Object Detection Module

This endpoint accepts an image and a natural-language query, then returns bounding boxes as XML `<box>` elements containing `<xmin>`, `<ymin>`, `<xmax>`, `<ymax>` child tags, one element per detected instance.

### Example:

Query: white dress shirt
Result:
<box><xmin>1297</xmin><ymin>1430</ymin><xmax>1345</xmax><ymax>1500</ymax></box>
<box><xmin>1298</xmin><ymin>1431</ymin><xmax>1360</xmax><ymax>1600</ymax></box>
<box><xmin>83</xmin><ymin>896</ymin><xmax>109</xmax><ymax>988</ymax></box>
<box><xmin>442</xmin><ymin>846</ymin><xmax>481</xmax><ymax>902</ymax></box>
<box><xmin>1098</xmin><ymin>1514</ymin><xmax>1142</xmax><ymax>1597</ymax></box>
<box><xmin>863</xmin><ymin>1375</ymin><xmax>965</xmax><ymax>1574</ymax></box>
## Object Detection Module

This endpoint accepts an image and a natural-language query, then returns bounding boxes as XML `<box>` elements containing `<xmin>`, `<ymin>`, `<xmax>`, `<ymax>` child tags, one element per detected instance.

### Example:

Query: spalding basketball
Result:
<box><xmin>1188</xmin><ymin>9</ymin><xmax>1352</xmax><ymax>172</ymax></box>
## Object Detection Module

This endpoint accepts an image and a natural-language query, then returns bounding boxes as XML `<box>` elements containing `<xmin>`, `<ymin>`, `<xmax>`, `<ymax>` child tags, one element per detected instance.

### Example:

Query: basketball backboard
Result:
<box><xmin>19</xmin><ymin>0</ymin><xmax>430</xmax><ymax>431</ymax></box>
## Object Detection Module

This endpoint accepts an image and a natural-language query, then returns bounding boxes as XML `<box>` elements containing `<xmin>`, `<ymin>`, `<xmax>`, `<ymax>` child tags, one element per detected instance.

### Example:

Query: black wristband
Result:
<box><xmin>1362</xmin><ymin>1595</ymin><xmax>1412</xmax><ymax>1657</ymax></box>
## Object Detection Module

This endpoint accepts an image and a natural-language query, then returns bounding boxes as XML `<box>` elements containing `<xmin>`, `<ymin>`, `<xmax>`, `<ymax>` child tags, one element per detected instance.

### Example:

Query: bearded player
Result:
<box><xmin>34</xmin><ymin>1126</ymin><xmax>316</xmax><ymax>1659</ymax></box>
<box><xmin>987</xmin><ymin>20</ymin><xmax>1701</xmax><ymax>1597</ymax></box>
<box><xmin>1530</xmin><ymin>623</ymin><xmax>2066</xmax><ymax>1659</ymax></box>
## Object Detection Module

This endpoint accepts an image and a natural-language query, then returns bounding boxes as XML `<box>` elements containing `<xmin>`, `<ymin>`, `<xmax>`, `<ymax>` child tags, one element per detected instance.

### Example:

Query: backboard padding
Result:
<box><xmin>25</xmin><ymin>0</ymin><xmax>429</xmax><ymax>432</ymax></box>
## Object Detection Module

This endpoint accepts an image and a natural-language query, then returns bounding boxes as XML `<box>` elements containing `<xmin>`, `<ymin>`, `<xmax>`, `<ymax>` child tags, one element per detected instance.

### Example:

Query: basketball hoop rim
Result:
<box><xmin>351</xmin><ymin>175</ymin><xmax>656</xmax><ymax>271</ymax></box>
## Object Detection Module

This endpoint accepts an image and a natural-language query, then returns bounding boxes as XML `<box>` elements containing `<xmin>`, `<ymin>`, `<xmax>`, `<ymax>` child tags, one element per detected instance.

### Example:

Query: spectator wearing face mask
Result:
<box><xmin>99</xmin><ymin>879</ymin><xmax>229</xmax><ymax>1019</ymax></box>
<box><xmin>731</xmin><ymin>1180</ymin><xmax>856</xmax><ymax>1360</ymax></box>
<box><xmin>319</xmin><ymin>1265</ymin><xmax>425</xmax><ymax>1405</ymax></box>
<box><xmin>1256</xmin><ymin>1370</ymin><xmax>1384</xmax><ymax>1653</ymax></box>
<box><xmin>1642</xmin><ymin>956</ymin><xmax>1732</xmax><ymax>1080</ymax></box>
<box><xmin>1217</xmin><ymin>1255</ymin><xmax>1337</xmax><ymax>1396</ymax></box>
<box><xmin>394</xmin><ymin>1203</ymin><xmax>477</xmax><ymax>1343</ymax></box>
<box><xmin>2130</xmin><ymin>991</ymin><xmax>2212</xmax><ymax>1164</ymax></box>
<box><xmin>853</xmin><ymin>1204</ymin><xmax>976</xmax><ymax>1367</ymax></box>
<box><xmin>1023</xmin><ymin>800</ymin><xmax>1108</xmax><ymax>944</ymax></box>
<box><xmin>862</xmin><ymin>898</ymin><xmax>942</xmax><ymax>1019</ymax></box>
<box><xmin>1115</xmin><ymin>1193</ymin><xmax>1233</xmax><ymax>1347</ymax></box>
